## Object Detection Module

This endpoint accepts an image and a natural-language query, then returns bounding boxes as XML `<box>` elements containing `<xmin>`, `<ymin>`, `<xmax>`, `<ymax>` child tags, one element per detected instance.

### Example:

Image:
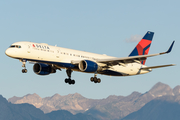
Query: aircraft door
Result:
<box><xmin>27</xmin><ymin>44</ymin><xmax>31</xmax><ymax>53</ymax></box>
<box><xmin>56</xmin><ymin>49</ymin><xmax>60</xmax><ymax>58</ymax></box>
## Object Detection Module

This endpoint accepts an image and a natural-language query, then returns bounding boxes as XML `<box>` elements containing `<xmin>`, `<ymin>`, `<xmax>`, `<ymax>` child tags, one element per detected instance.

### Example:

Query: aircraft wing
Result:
<box><xmin>96</xmin><ymin>41</ymin><xmax>175</xmax><ymax>66</ymax></box>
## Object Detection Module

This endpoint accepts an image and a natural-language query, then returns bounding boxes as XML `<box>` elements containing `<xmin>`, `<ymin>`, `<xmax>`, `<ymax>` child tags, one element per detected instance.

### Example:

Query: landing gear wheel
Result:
<box><xmin>94</xmin><ymin>77</ymin><xmax>98</xmax><ymax>83</ymax></box>
<box><xmin>90</xmin><ymin>77</ymin><xmax>94</xmax><ymax>82</ymax></box>
<box><xmin>68</xmin><ymin>80</ymin><xmax>72</xmax><ymax>85</ymax></box>
<box><xmin>65</xmin><ymin>79</ymin><xmax>69</xmax><ymax>83</ymax></box>
<box><xmin>97</xmin><ymin>78</ymin><xmax>101</xmax><ymax>83</ymax></box>
<box><xmin>71</xmin><ymin>80</ymin><xmax>75</xmax><ymax>84</ymax></box>
<box><xmin>22</xmin><ymin>69</ymin><xmax>27</xmax><ymax>73</ymax></box>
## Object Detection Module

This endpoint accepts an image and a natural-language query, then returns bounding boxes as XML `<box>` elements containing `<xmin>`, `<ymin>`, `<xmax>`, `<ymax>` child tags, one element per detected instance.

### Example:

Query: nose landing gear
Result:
<box><xmin>21</xmin><ymin>59</ymin><xmax>27</xmax><ymax>73</ymax></box>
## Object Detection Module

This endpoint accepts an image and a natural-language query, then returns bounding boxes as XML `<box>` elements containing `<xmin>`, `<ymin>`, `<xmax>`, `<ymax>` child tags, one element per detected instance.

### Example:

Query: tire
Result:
<box><xmin>65</xmin><ymin>79</ymin><xmax>69</xmax><ymax>83</ymax></box>
<box><xmin>24</xmin><ymin>69</ymin><xmax>27</xmax><ymax>73</ymax></box>
<box><xmin>94</xmin><ymin>77</ymin><xmax>98</xmax><ymax>83</ymax></box>
<box><xmin>90</xmin><ymin>77</ymin><xmax>94</xmax><ymax>82</ymax></box>
<box><xmin>97</xmin><ymin>78</ymin><xmax>101</xmax><ymax>83</ymax></box>
<box><xmin>68</xmin><ymin>80</ymin><xmax>72</xmax><ymax>85</ymax></box>
<box><xmin>71</xmin><ymin>80</ymin><xmax>75</xmax><ymax>84</ymax></box>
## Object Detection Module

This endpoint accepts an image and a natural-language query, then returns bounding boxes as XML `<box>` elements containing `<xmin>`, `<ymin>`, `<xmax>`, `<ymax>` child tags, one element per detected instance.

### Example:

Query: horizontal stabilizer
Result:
<box><xmin>140</xmin><ymin>64</ymin><xmax>175</xmax><ymax>70</ymax></box>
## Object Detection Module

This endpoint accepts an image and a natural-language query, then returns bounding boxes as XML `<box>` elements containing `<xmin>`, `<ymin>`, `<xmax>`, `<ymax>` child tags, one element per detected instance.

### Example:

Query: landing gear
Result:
<box><xmin>21</xmin><ymin>59</ymin><xmax>27</xmax><ymax>73</ymax></box>
<box><xmin>90</xmin><ymin>74</ymin><xmax>101</xmax><ymax>83</ymax></box>
<box><xmin>65</xmin><ymin>69</ymin><xmax>75</xmax><ymax>85</ymax></box>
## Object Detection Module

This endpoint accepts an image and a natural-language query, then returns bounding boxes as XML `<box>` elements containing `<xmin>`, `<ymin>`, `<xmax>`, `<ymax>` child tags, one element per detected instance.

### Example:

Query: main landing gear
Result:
<box><xmin>90</xmin><ymin>74</ymin><xmax>101</xmax><ymax>83</ymax></box>
<box><xmin>65</xmin><ymin>69</ymin><xmax>75</xmax><ymax>85</ymax></box>
<box><xmin>21</xmin><ymin>59</ymin><xmax>27</xmax><ymax>73</ymax></box>
<box><xmin>64</xmin><ymin>69</ymin><xmax>101</xmax><ymax>85</ymax></box>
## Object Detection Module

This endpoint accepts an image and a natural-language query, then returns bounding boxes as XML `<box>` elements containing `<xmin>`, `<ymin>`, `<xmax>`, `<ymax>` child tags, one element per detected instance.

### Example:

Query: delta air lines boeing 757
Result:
<box><xmin>5</xmin><ymin>31</ymin><xmax>175</xmax><ymax>85</ymax></box>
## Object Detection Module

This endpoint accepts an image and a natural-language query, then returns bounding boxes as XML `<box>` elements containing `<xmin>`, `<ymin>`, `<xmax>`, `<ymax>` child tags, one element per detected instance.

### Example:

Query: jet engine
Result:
<box><xmin>33</xmin><ymin>63</ymin><xmax>56</xmax><ymax>75</ymax></box>
<box><xmin>78</xmin><ymin>60</ymin><xmax>100</xmax><ymax>72</ymax></box>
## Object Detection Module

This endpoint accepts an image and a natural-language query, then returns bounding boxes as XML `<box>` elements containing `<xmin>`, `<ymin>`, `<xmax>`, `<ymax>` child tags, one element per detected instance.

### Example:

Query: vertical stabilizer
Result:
<box><xmin>129</xmin><ymin>31</ymin><xmax>154</xmax><ymax>65</ymax></box>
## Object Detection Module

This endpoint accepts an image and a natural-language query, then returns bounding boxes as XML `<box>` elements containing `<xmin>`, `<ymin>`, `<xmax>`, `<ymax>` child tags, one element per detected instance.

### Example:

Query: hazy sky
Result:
<box><xmin>0</xmin><ymin>0</ymin><xmax>179</xmax><ymax>99</ymax></box>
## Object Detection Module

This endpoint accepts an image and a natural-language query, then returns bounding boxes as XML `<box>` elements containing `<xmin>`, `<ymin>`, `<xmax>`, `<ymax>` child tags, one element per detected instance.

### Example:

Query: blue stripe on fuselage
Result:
<box><xmin>99</xmin><ymin>70</ymin><xmax>123</xmax><ymax>76</ymax></box>
<box><xmin>17</xmin><ymin>58</ymin><xmax>124</xmax><ymax>76</ymax></box>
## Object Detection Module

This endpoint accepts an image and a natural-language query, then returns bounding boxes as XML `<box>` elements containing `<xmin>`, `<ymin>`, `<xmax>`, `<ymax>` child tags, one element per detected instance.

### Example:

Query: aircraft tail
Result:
<box><xmin>128</xmin><ymin>31</ymin><xmax>154</xmax><ymax>65</ymax></box>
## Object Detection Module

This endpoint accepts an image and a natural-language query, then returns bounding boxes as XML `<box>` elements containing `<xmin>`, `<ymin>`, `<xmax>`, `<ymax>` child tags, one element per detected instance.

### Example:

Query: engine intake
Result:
<box><xmin>33</xmin><ymin>63</ymin><xmax>56</xmax><ymax>75</ymax></box>
<box><xmin>78</xmin><ymin>60</ymin><xmax>100</xmax><ymax>72</ymax></box>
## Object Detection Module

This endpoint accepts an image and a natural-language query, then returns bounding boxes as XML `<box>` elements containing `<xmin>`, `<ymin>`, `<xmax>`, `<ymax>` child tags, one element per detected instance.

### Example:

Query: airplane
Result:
<box><xmin>5</xmin><ymin>31</ymin><xmax>175</xmax><ymax>85</ymax></box>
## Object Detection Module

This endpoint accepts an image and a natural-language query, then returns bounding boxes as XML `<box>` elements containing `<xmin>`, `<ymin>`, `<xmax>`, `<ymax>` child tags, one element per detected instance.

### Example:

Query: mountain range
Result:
<box><xmin>7</xmin><ymin>82</ymin><xmax>180</xmax><ymax>120</ymax></box>
<box><xmin>0</xmin><ymin>95</ymin><xmax>97</xmax><ymax>120</ymax></box>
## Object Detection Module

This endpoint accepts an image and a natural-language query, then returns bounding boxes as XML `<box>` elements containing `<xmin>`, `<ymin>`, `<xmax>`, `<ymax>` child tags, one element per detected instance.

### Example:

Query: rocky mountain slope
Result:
<box><xmin>9</xmin><ymin>93</ymin><xmax>101</xmax><ymax>114</ymax></box>
<box><xmin>0</xmin><ymin>95</ymin><xmax>97</xmax><ymax>120</ymax></box>
<box><xmin>8</xmin><ymin>82</ymin><xmax>180</xmax><ymax>120</ymax></box>
<box><xmin>121</xmin><ymin>96</ymin><xmax>180</xmax><ymax>120</ymax></box>
<box><xmin>0</xmin><ymin>95</ymin><xmax>50</xmax><ymax>120</ymax></box>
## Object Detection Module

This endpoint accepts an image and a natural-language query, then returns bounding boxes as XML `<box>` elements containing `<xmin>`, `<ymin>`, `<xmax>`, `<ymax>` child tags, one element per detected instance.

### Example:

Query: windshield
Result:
<box><xmin>10</xmin><ymin>45</ymin><xmax>21</xmax><ymax>48</ymax></box>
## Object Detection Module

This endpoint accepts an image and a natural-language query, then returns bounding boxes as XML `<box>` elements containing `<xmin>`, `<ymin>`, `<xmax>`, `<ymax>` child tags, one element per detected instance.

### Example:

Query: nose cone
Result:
<box><xmin>5</xmin><ymin>49</ymin><xmax>9</xmax><ymax>56</ymax></box>
<box><xmin>5</xmin><ymin>48</ymin><xmax>13</xmax><ymax>57</ymax></box>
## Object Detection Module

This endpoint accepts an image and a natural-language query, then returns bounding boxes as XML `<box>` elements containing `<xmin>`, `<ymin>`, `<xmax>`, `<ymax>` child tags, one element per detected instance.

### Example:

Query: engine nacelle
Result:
<box><xmin>33</xmin><ymin>63</ymin><xmax>56</xmax><ymax>75</ymax></box>
<box><xmin>78</xmin><ymin>60</ymin><xmax>100</xmax><ymax>72</ymax></box>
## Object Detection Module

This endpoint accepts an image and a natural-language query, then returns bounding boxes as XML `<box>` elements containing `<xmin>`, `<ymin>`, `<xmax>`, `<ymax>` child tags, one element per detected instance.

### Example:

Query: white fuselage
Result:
<box><xmin>5</xmin><ymin>41</ymin><xmax>150</xmax><ymax>76</ymax></box>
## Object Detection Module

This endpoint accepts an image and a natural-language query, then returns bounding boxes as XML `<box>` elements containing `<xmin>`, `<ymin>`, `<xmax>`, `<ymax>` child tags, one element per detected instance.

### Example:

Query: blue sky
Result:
<box><xmin>0</xmin><ymin>0</ymin><xmax>179</xmax><ymax>99</ymax></box>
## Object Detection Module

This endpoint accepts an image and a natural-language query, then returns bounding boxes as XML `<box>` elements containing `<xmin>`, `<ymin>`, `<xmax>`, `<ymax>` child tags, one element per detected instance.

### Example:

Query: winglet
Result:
<box><xmin>166</xmin><ymin>41</ymin><xmax>175</xmax><ymax>53</ymax></box>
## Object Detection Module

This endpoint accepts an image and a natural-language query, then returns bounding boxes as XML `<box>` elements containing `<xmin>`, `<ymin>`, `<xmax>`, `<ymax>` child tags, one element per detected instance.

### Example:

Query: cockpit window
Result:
<box><xmin>10</xmin><ymin>45</ymin><xmax>21</xmax><ymax>48</ymax></box>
